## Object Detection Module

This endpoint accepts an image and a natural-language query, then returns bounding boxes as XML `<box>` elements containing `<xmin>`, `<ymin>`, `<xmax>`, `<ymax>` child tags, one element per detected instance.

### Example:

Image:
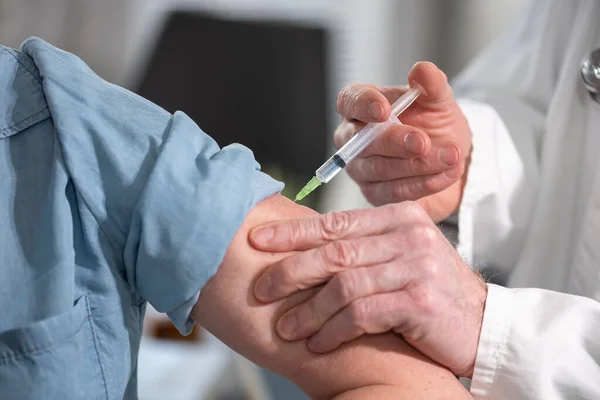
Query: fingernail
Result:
<box><xmin>278</xmin><ymin>314</ymin><xmax>299</xmax><ymax>338</ymax></box>
<box><xmin>444</xmin><ymin>167</ymin><xmax>462</xmax><ymax>179</ymax></box>
<box><xmin>404</xmin><ymin>133</ymin><xmax>425</xmax><ymax>155</ymax></box>
<box><xmin>368</xmin><ymin>102</ymin><xmax>384</xmax><ymax>120</ymax></box>
<box><xmin>251</xmin><ymin>226</ymin><xmax>274</xmax><ymax>245</ymax></box>
<box><xmin>439</xmin><ymin>145</ymin><xmax>458</xmax><ymax>166</ymax></box>
<box><xmin>254</xmin><ymin>274</ymin><xmax>272</xmax><ymax>300</ymax></box>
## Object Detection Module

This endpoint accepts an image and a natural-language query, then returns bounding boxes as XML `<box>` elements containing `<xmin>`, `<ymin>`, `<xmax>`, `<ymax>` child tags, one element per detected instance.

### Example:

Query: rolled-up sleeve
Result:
<box><xmin>23</xmin><ymin>38</ymin><xmax>283</xmax><ymax>333</ymax></box>
<box><xmin>123</xmin><ymin>112</ymin><xmax>282</xmax><ymax>333</ymax></box>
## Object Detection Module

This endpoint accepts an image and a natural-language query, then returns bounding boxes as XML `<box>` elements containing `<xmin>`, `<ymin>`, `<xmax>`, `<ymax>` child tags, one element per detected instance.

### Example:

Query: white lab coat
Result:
<box><xmin>453</xmin><ymin>0</ymin><xmax>600</xmax><ymax>398</ymax></box>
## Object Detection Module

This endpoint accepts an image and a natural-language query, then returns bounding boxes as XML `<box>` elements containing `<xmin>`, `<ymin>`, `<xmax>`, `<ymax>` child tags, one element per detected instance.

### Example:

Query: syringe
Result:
<box><xmin>295</xmin><ymin>84</ymin><xmax>425</xmax><ymax>202</ymax></box>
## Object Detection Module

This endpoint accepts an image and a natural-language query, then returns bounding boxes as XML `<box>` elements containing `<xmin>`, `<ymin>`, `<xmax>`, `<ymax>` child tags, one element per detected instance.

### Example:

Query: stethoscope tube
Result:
<box><xmin>581</xmin><ymin>48</ymin><xmax>600</xmax><ymax>102</ymax></box>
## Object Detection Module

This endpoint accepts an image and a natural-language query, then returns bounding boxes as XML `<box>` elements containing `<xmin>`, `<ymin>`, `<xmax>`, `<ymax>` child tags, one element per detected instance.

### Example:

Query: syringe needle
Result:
<box><xmin>294</xmin><ymin>176</ymin><xmax>322</xmax><ymax>202</ymax></box>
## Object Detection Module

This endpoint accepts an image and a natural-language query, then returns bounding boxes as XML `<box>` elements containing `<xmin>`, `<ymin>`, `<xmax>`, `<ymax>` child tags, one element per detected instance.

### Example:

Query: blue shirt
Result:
<box><xmin>0</xmin><ymin>38</ymin><xmax>282</xmax><ymax>399</ymax></box>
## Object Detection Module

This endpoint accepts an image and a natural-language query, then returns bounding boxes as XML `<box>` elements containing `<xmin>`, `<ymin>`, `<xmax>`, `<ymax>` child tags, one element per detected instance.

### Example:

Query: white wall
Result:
<box><xmin>440</xmin><ymin>0</ymin><xmax>531</xmax><ymax>77</ymax></box>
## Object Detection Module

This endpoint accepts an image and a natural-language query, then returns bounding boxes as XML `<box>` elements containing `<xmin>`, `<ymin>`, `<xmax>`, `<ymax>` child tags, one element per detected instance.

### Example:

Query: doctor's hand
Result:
<box><xmin>249</xmin><ymin>202</ymin><xmax>487</xmax><ymax>377</ymax></box>
<box><xmin>334</xmin><ymin>62</ymin><xmax>472</xmax><ymax>222</ymax></box>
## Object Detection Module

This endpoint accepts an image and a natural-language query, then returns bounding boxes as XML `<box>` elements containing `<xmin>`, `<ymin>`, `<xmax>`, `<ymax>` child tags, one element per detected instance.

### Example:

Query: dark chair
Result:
<box><xmin>135</xmin><ymin>11</ymin><xmax>330</xmax><ymax>206</ymax></box>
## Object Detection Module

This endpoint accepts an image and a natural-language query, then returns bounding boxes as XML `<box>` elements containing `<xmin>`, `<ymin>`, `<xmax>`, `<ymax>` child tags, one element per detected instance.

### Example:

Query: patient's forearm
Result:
<box><xmin>191</xmin><ymin>195</ymin><xmax>470</xmax><ymax>399</ymax></box>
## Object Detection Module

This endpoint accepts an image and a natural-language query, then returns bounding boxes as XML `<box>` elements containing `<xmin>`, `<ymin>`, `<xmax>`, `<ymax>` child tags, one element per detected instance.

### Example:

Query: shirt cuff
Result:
<box><xmin>470</xmin><ymin>284</ymin><xmax>512</xmax><ymax>398</ymax></box>
<box><xmin>168</xmin><ymin>290</ymin><xmax>201</xmax><ymax>334</ymax></box>
<box><xmin>470</xmin><ymin>285</ymin><xmax>600</xmax><ymax>399</ymax></box>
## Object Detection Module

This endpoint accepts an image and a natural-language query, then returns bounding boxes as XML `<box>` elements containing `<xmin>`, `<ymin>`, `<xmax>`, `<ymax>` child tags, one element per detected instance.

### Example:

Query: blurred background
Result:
<box><xmin>0</xmin><ymin>0</ymin><xmax>530</xmax><ymax>398</ymax></box>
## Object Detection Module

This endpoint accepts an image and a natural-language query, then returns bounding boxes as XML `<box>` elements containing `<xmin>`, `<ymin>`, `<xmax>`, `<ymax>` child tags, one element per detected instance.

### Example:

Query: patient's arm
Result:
<box><xmin>191</xmin><ymin>195</ymin><xmax>470</xmax><ymax>400</ymax></box>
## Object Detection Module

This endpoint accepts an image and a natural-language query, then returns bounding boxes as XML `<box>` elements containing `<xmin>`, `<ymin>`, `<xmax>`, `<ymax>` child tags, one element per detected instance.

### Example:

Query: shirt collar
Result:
<box><xmin>0</xmin><ymin>45</ymin><xmax>50</xmax><ymax>139</ymax></box>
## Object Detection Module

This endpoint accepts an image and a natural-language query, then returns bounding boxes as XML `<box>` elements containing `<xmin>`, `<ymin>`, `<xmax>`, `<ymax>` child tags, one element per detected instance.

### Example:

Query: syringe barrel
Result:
<box><xmin>316</xmin><ymin>85</ymin><xmax>423</xmax><ymax>184</ymax></box>
<box><xmin>315</xmin><ymin>116</ymin><xmax>397</xmax><ymax>184</ymax></box>
<box><xmin>335</xmin><ymin>115</ymin><xmax>400</xmax><ymax>166</ymax></box>
<box><xmin>334</xmin><ymin>84</ymin><xmax>423</xmax><ymax>166</ymax></box>
<box><xmin>316</xmin><ymin>156</ymin><xmax>343</xmax><ymax>183</ymax></box>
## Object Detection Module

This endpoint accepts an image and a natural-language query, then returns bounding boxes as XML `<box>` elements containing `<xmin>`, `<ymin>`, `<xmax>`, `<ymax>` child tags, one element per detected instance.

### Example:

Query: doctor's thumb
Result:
<box><xmin>408</xmin><ymin>61</ymin><xmax>454</xmax><ymax>105</ymax></box>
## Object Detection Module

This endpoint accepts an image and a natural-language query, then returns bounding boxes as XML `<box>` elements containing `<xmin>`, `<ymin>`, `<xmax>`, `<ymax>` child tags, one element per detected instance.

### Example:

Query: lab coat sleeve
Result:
<box><xmin>471</xmin><ymin>284</ymin><xmax>600</xmax><ymax>399</ymax></box>
<box><xmin>22</xmin><ymin>38</ymin><xmax>283</xmax><ymax>334</ymax></box>
<box><xmin>451</xmin><ymin>0</ymin><xmax>579</xmax><ymax>269</ymax></box>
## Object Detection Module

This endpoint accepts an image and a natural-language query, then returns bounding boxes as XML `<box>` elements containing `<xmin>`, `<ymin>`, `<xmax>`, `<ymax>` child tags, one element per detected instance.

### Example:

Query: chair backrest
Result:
<box><xmin>135</xmin><ymin>11</ymin><xmax>329</xmax><ymax>187</ymax></box>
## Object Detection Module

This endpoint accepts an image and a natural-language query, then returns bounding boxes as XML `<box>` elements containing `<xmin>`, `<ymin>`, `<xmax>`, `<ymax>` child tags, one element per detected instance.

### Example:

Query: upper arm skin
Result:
<box><xmin>191</xmin><ymin>195</ymin><xmax>470</xmax><ymax>400</ymax></box>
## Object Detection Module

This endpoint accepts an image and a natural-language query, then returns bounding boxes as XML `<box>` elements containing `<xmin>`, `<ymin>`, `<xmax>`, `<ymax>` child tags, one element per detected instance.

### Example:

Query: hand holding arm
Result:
<box><xmin>333</xmin><ymin>62</ymin><xmax>472</xmax><ymax>222</ymax></box>
<box><xmin>250</xmin><ymin>201</ymin><xmax>487</xmax><ymax>377</ymax></box>
<box><xmin>191</xmin><ymin>195</ymin><xmax>471</xmax><ymax>399</ymax></box>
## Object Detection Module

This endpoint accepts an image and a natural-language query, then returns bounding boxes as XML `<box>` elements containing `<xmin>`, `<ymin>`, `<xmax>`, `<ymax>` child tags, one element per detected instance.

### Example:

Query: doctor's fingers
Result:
<box><xmin>407</xmin><ymin>61</ymin><xmax>454</xmax><ymax>108</ymax></box>
<box><xmin>336</xmin><ymin>63</ymin><xmax>451</xmax><ymax>124</ymax></box>
<box><xmin>336</xmin><ymin>83</ymin><xmax>410</xmax><ymax>123</ymax></box>
<box><xmin>359</xmin><ymin>161</ymin><xmax>465</xmax><ymax>206</ymax></box>
<box><xmin>335</xmin><ymin>63</ymin><xmax>451</xmax><ymax>126</ymax></box>
<box><xmin>253</xmin><ymin>227</ymin><xmax>427</xmax><ymax>303</ymax></box>
<box><xmin>334</xmin><ymin>121</ymin><xmax>431</xmax><ymax>158</ymax></box>
<box><xmin>276</xmin><ymin>260</ymin><xmax>418</xmax><ymax>341</ymax></box>
<box><xmin>250</xmin><ymin>201</ymin><xmax>429</xmax><ymax>253</ymax></box>
<box><xmin>305</xmin><ymin>290</ymin><xmax>416</xmax><ymax>353</ymax></box>
<box><xmin>346</xmin><ymin>143</ymin><xmax>461</xmax><ymax>184</ymax></box>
